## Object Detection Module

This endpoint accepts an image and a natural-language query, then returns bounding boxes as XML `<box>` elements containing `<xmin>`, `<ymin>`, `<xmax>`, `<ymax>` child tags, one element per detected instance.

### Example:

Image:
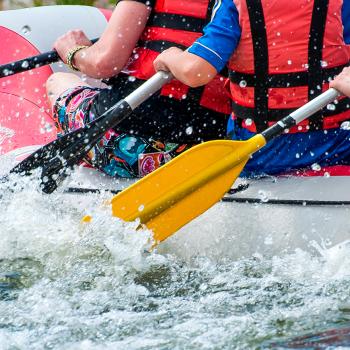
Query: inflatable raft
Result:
<box><xmin>1</xmin><ymin>6</ymin><xmax>350</xmax><ymax>260</ymax></box>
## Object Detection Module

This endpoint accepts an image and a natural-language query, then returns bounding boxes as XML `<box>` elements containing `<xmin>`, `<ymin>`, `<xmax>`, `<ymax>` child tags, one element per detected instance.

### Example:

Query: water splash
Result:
<box><xmin>1</xmin><ymin>170</ymin><xmax>350</xmax><ymax>349</ymax></box>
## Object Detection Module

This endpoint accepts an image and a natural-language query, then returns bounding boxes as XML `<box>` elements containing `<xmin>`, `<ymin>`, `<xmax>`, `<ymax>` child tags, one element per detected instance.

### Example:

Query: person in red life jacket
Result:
<box><xmin>154</xmin><ymin>0</ymin><xmax>350</xmax><ymax>176</ymax></box>
<box><xmin>46</xmin><ymin>0</ymin><xmax>231</xmax><ymax>178</ymax></box>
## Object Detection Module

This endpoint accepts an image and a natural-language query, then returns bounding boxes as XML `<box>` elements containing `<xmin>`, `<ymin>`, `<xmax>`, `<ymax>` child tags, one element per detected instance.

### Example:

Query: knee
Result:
<box><xmin>45</xmin><ymin>72</ymin><xmax>71</xmax><ymax>93</ymax></box>
<box><xmin>46</xmin><ymin>72</ymin><xmax>81</xmax><ymax>106</ymax></box>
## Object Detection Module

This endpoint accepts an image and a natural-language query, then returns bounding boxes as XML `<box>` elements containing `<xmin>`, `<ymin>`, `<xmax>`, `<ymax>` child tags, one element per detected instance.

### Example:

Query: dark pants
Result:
<box><xmin>91</xmin><ymin>76</ymin><xmax>227</xmax><ymax>143</ymax></box>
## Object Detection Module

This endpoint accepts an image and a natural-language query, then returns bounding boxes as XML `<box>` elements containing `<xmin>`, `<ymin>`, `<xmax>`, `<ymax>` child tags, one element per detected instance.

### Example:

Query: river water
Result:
<box><xmin>1</xmin><ymin>172</ymin><xmax>350</xmax><ymax>349</ymax></box>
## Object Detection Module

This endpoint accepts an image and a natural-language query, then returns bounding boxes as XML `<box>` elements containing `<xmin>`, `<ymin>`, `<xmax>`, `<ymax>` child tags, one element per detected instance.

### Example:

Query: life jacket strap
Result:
<box><xmin>246</xmin><ymin>0</ymin><xmax>269</xmax><ymax>132</ymax></box>
<box><xmin>232</xmin><ymin>96</ymin><xmax>350</xmax><ymax>128</ymax></box>
<box><xmin>147</xmin><ymin>12</ymin><xmax>207</xmax><ymax>32</ymax></box>
<box><xmin>229</xmin><ymin>64</ymin><xmax>348</xmax><ymax>88</ymax></box>
<box><xmin>307</xmin><ymin>0</ymin><xmax>329</xmax><ymax>130</ymax></box>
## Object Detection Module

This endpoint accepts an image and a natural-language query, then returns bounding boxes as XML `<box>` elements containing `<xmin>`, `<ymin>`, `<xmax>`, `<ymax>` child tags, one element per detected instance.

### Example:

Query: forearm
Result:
<box><xmin>154</xmin><ymin>48</ymin><xmax>217</xmax><ymax>87</ymax></box>
<box><xmin>72</xmin><ymin>40</ymin><xmax>126</xmax><ymax>79</ymax></box>
<box><xmin>59</xmin><ymin>1</ymin><xmax>151</xmax><ymax>79</ymax></box>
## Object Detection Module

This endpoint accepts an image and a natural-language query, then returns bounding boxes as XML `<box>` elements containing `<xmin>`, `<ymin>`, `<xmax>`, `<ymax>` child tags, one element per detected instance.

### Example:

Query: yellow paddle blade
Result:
<box><xmin>110</xmin><ymin>134</ymin><xmax>266</xmax><ymax>243</ymax></box>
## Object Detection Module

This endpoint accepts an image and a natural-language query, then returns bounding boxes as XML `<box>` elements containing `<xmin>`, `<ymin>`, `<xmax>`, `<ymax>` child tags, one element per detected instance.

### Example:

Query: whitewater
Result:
<box><xmin>1</xmin><ymin>170</ymin><xmax>350</xmax><ymax>349</ymax></box>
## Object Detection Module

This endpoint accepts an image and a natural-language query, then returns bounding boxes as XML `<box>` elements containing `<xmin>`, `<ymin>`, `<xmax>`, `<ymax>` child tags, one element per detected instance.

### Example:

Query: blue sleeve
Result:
<box><xmin>342</xmin><ymin>0</ymin><xmax>350</xmax><ymax>44</ymax></box>
<box><xmin>188</xmin><ymin>0</ymin><xmax>241</xmax><ymax>72</ymax></box>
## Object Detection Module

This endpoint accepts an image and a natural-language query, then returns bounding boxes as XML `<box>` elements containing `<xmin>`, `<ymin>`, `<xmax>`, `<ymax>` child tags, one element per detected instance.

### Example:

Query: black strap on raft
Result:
<box><xmin>230</xmin><ymin>0</ymin><xmax>350</xmax><ymax>132</ymax></box>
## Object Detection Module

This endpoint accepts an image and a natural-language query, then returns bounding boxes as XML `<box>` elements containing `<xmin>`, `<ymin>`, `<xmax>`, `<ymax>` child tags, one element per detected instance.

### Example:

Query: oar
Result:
<box><xmin>109</xmin><ymin>88</ymin><xmax>341</xmax><ymax>243</ymax></box>
<box><xmin>10</xmin><ymin>71</ymin><xmax>173</xmax><ymax>193</ymax></box>
<box><xmin>0</xmin><ymin>38</ymin><xmax>98</xmax><ymax>78</ymax></box>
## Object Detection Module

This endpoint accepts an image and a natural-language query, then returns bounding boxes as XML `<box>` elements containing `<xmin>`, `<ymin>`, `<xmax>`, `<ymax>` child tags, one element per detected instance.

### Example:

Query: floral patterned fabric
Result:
<box><xmin>52</xmin><ymin>86</ymin><xmax>190</xmax><ymax>178</ymax></box>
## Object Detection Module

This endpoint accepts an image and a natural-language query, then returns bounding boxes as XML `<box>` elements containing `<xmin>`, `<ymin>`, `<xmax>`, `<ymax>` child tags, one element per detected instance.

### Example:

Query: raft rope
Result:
<box><xmin>65</xmin><ymin>186</ymin><xmax>350</xmax><ymax>206</ymax></box>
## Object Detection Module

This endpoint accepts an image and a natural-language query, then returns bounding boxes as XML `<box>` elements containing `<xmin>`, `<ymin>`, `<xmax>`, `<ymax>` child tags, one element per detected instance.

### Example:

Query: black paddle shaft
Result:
<box><xmin>9</xmin><ymin>71</ymin><xmax>173</xmax><ymax>194</ymax></box>
<box><xmin>0</xmin><ymin>38</ymin><xmax>98</xmax><ymax>78</ymax></box>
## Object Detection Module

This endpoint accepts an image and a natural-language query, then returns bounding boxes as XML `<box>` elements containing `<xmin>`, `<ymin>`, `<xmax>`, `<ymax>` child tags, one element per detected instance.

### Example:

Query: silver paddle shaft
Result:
<box><xmin>125</xmin><ymin>71</ymin><xmax>173</xmax><ymax>110</ymax></box>
<box><xmin>291</xmin><ymin>88</ymin><xmax>340</xmax><ymax>124</ymax></box>
<box><xmin>262</xmin><ymin>88</ymin><xmax>342</xmax><ymax>141</ymax></box>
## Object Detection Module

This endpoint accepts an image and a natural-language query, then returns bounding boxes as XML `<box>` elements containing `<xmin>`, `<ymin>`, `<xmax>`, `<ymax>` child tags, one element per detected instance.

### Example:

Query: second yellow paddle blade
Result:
<box><xmin>111</xmin><ymin>135</ymin><xmax>266</xmax><ymax>243</ymax></box>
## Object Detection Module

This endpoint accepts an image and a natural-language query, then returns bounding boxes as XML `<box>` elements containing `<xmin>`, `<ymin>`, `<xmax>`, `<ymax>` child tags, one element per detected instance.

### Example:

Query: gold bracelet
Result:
<box><xmin>66</xmin><ymin>45</ymin><xmax>88</xmax><ymax>71</ymax></box>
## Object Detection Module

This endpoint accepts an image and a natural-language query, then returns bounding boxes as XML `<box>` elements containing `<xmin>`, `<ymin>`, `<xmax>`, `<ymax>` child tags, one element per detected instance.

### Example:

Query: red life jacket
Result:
<box><xmin>228</xmin><ymin>0</ymin><xmax>350</xmax><ymax>133</ymax></box>
<box><xmin>124</xmin><ymin>0</ymin><xmax>231</xmax><ymax>115</ymax></box>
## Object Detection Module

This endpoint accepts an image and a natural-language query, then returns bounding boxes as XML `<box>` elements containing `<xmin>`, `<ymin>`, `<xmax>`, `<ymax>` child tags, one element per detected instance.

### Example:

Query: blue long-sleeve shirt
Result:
<box><xmin>188</xmin><ymin>0</ymin><xmax>350</xmax><ymax>176</ymax></box>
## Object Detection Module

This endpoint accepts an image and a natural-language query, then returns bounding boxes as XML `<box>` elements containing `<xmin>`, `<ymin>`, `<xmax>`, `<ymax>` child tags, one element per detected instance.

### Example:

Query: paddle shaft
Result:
<box><xmin>262</xmin><ymin>88</ymin><xmax>340</xmax><ymax>141</ymax></box>
<box><xmin>0</xmin><ymin>38</ymin><xmax>98</xmax><ymax>78</ymax></box>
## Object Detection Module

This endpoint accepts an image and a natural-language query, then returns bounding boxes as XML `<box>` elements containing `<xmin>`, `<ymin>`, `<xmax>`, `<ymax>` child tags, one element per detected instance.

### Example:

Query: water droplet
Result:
<box><xmin>326</xmin><ymin>103</ymin><xmax>336</xmax><ymax>111</ymax></box>
<box><xmin>239</xmin><ymin>80</ymin><xmax>247</xmax><ymax>88</ymax></box>
<box><xmin>245</xmin><ymin>118</ymin><xmax>253</xmax><ymax>126</ymax></box>
<box><xmin>185</xmin><ymin>126</ymin><xmax>193</xmax><ymax>135</ymax></box>
<box><xmin>287</xmin><ymin>60</ymin><xmax>292</xmax><ymax>65</ymax></box>
<box><xmin>138</xmin><ymin>204</ymin><xmax>145</xmax><ymax>212</ymax></box>
<box><xmin>258</xmin><ymin>190</ymin><xmax>269</xmax><ymax>203</ymax></box>
<box><xmin>264</xmin><ymin>235</ymin><xmax>273</xmax><ymax>245</ymax></box>
<box><xmin>341</xmin><ymin>121</ymin><xmax>350</xmax><ymax>130</ymax></box>
<box><xmin>321</xmin><ymin>60</ymin><xmax>328</xmax><ymax>67</ymax></box>
<box><xmin>311</xmin><ymin>163</ymin><xmax>321</xmax><ymax>171</ymax></box>
<box><xmin>21</xmin><ymin>25</ymin><xmax>31</xmax><ymax>35</ymax></box>
<box><xmin>21</xmin><ymin>60</ymin><xmax>29</xmax><ymax>69</ymax></box>
<box><xmin>128</xmin><ymin>76</ymin><xmax>136</xmax><ymax>82</ymax></box>
<box><xmin>2</xmin><ymin>69</ymin><xmax>12</xmax><ymax>76</ymax></box>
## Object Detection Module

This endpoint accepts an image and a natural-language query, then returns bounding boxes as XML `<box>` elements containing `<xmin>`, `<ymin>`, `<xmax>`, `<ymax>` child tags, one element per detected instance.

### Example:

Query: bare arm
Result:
<box><xmin>54</xmin><ymin>0</ymin><xmax>151</xmax><ymax>78</ymax></box>
<box><xmin>153</xmin><ymin>47</ymin><xmax>218</xmax><ymax>88</ymax></box>
<box><xmin>330</xmin><ymin>67</ymin><xmax>350</xmax><ymax>97</ymax></box>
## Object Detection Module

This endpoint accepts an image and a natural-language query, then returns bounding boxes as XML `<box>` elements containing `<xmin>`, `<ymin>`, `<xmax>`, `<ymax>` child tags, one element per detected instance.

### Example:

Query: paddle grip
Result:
<box><xmin>125</xmin><ymin>71</ymin><xmax>173</xmax><ymax>109</ymax></box>
<box><xmin>0</xmin><ymin>38</ymin><xmax>98</xmax><ymax>78</ymax></box>
<box><xmin>262</xmin><ymin>88</ymin><xmax>341</xmax><ymax>141</ymax></box>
